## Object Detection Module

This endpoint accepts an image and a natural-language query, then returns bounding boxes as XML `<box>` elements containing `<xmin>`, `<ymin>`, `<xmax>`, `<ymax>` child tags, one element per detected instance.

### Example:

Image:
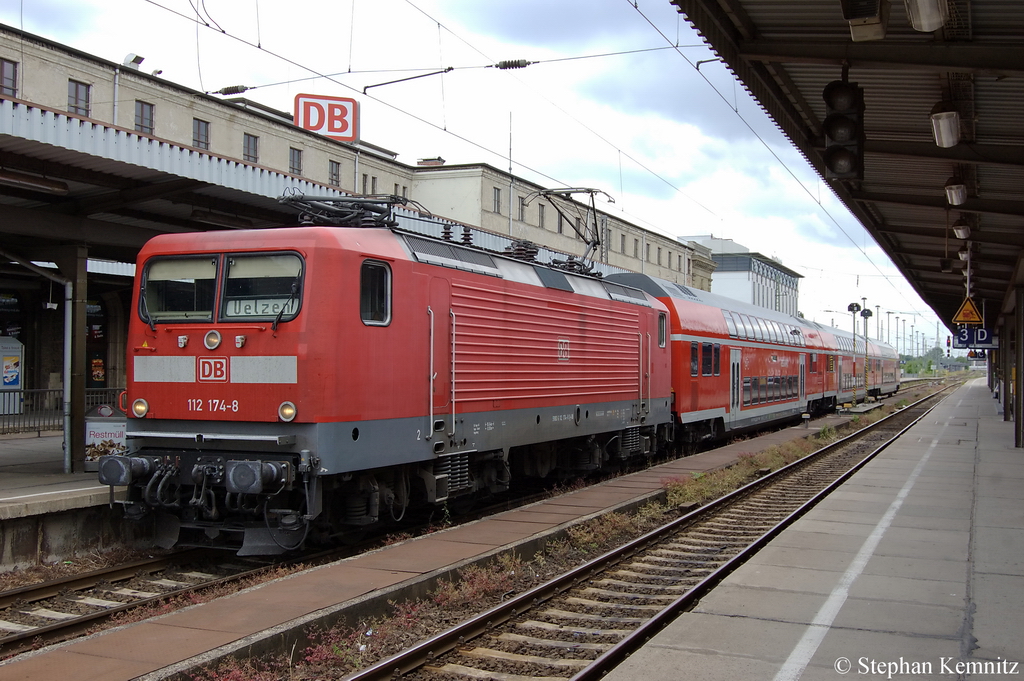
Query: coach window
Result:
<box><xmin>701</xmin><ymin>342</ymin><xmax>713</xmax><ymax>376</ymax></box>
<box><xmin>690</xmin><ymin>342</ymin><xmax>699</xmax><ymax>377</ymax></box>
<box><xmin>723</xmin><ymin>311</ymin><xmax>737</xmax><ymax>338</ymax></box>
<box><xmin>222</xmin><ymin>253</ymin><xmax>303</xmax><ymax>322</ymax></box>
<box><xmin>360</xmin><ymin>261</ymin><xmax>391</xmax><ymax>325</ymax></box>
<box><xmin>743</xmin><ymin>377</ymin><xmax>752</xmax><ymax>406</ymax></box>
<box><xmin>713</xmin><ymin>343</ymin><xmax>721</xmax><ymax>376</ymax></box>
<box><xmin>142</xmin><ymin>257</ymin><xmax>217</xmax><ymax>322</ymax></box>
<box><xmin>658</xmin><ymin>313</ymin><xmax>667</xmax><ymax>347</ymax></box>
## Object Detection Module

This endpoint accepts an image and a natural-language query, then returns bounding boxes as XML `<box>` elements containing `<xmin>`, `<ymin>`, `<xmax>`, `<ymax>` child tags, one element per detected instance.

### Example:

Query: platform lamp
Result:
<box><xmin>952</xmin><ymin>218</ymin><xmax>971</xmax><ymax>240</ymax></box>
<box><xmin>945</xmin><ymin>177</ymin><xmax>967</xmax><ymax>206</ymax></box>
<box><xmin>905</xmin><ymin>0</ymin><xmax>948</xmax><ymax>32</ymax></box>
<box><xmin>861</xmin><ymin>307</ymin><xmax>873</xmax><ymax>394</ymax></box>
<box><xmin>848</xmin><ymin>302</ymin><xmax>861</xmax><ymax>402</ymax></box>
<box><xmin>930</xmin><ymin>102</ymin><xmax>960</xmax><ymax>148</ymax></box>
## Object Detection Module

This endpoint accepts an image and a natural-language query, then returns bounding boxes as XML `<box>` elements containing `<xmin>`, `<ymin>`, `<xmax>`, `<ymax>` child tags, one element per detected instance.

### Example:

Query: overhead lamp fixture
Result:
<box><xmin>945</xmin><ymin>177</ymin><xmax>967</xmax><ymax>206</ymax></box>
<box><xmin>0</xmin><ymin>169</ymin><xmax>69</xmax><ymax>195</ymax></box>
<box><xmin>190</xmin><ymin>210</ymin><xmax>253</xmax><ymax>229</ymax></box>
<box><xmin>958</xmin><ymin>244</ymin><xmax>970</xmax><ymax>261</ymax></box>
<box><xmin>904</xmin><ymin>0</ymin><xmax>948</xmax><ymax>32</ymax></box>
<box><xmin>930</xmin><ymin>102</ymin><xmax>960</xmax><ymax>148</ymax></box>
<box><xmin>122</xmin><ymin>53</ymin><xmax>144</xmax><ymax>69</ymax></box>
<box><xmin>952</xmin><ymin>218</ymin><xmax>971</xmax><ymax>240</ymax></box>
<box><xmin>939</xmin><ymin>258</ymin><xmax>952</xmax><ymax>273</ymax></box>
<box><xmin>840</xmin><ymin>0</ymin><xmax>890</xmax><ymax>41</ymax></box>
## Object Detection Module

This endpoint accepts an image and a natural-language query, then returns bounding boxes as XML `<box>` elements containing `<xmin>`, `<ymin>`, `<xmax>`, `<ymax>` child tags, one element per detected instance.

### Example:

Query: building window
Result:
<box><xmin>657</xmin><ymin>247</ymin><xmax>662</xmax><ymax>266</ymax></box>
<box><xmin>401</xmin><ymin>185</ymin><xmax>407</xmax><ymax>197</ymax></box>
<box><xmin>371</xmin><ymin>176</ymin><xmax>378</xmax><ymax>194</ymax></box>
<box><xmin>134</xmin><ymin>101</ymin><xmax>154</xmax><ymax>134</ymax></box>
<box><xmin>243</xmin><ymin>133</ymin><xmax>259</xmax><ymax>163</ymax></box>
<box><xmin>288</xmin><ymin>148</ymin><xmax>302</xmax><ymax>175</ymax></box>
<box><xmin>620</xmin><ymin>234</ymin><xmax>626</xmax><ymax>253</ymax></box>
<box><xmin>518</xmin><ymin>196</ymin><xmax>526</xmax><ymax>222</ymax></box>
<box><xmin>646</xmin><ymin>243</ymin><xmax>651</xmax><ymax>262</ymax></box>
<box><xmin>328</xmin><ymin>160</ymin><xmax>341</xmax><ymax>186</ymax></box>
<box><xmin>493</xmin><ymin>187</ymin><xmax>501</xmax><ymax>214</ymax></box>
<box><xmin>360</xmin><ymin>261</ymin><xmax>391</xmax><ymax>326</ymax></box>
<box><xmin>538</xmin><ymin>203</ymin><xmax>545</xmax><ymax>229</ymax></box>
<box><xmin>633</xmin><ymin>239</ymin><xmax>639</xmax><ymax>258</ymax></box>
<box><xmin>67</xmin><ymin>79</ymin><xmax>90</xmax><ymax>117</ymax></box>
<box><xmin>394</xmin><ymin>183</ymin><xmax>400</xmax><ymax>195</ymax></box>
<box><xmin>557</xmin><ymin>214</ymin><xmax>564</xmax><ymax>235</ymax></box>
<box><xmin>192</xmin><ymin>118</ymin><xmax>210</xmax><ymax>149</ymax></box>
<box><xmin>0</xmin><ymin>59</ymin><xmax>17</xmax><ymax>97</ymax></box>
<box><xmin>361</xmin><ymin>173</ymin><xmax>369</xmax><ymax>194</ymax></box>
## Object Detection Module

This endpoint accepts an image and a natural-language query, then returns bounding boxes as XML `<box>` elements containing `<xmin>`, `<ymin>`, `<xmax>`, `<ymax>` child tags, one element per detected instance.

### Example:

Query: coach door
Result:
<box><xmin>428</xmin><ymin>278</ymin><xmax>452</xmax><ymax>438</ymax></box>
<box><xmin>727</xmin><ymin>348</ymin><xmax>742</xmax><ymax>427</ymax></box>
<box><xmin>799</xmin><ymin>353</ymin><xmax>807</xmax><ymax>406</ymax></box>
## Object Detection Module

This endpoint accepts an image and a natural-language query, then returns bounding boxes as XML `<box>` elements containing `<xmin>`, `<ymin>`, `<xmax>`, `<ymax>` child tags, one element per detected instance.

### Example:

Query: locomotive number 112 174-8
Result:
<box><xmin>187</xmin><ymin>399</ymin><xmax>240</xmax><ymax>412</ymax></box>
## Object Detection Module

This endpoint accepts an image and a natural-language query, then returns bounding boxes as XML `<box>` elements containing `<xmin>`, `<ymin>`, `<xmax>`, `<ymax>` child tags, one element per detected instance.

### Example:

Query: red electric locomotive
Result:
<box><xmin>607</xmin><ymin>273</ymin><xmax>899</xmax><ymax>442</ymax></box>
<box><xmin>99</xmin><ymin>198</ymin><xmax>673</xmax><ymax>553</ymax></box>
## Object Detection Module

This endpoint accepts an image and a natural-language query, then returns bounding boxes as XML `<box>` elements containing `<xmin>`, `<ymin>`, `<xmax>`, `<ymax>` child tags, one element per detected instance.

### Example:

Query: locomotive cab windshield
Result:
<box><xmin>140</xmin><ymin>252</ymin><xmax>304</xmax><ymax>324</ymax></box>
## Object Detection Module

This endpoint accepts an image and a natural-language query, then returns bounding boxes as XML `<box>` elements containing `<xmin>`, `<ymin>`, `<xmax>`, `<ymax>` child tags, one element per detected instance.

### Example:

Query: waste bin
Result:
<box><xmin>0</xmin><ymin>336</ymin><xmax>23</xmax><ymax>415</ymax></box>
<box><xmin>84</xmin><ymin>404</ymin><xmax>127</xmax><ymax>472</ymax></box>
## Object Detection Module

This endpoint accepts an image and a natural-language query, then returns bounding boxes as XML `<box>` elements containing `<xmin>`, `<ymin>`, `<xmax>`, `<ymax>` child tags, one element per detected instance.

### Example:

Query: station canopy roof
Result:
<box><xmin>672</xmin><ymin>0</ymin><xmax>1024</xmax><ymax>330</ymax></box>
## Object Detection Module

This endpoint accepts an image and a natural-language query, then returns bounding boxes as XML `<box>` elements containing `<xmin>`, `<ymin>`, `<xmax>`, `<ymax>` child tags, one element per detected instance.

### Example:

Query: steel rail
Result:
<box><xmin>347</xmin><ymin>384</ymin><xmax>952</xmax><ymax>681</ymax></box>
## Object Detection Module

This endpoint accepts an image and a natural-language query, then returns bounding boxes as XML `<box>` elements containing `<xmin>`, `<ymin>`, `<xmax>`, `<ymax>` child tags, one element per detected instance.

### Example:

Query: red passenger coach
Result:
<box><xmin>606</xmin><ymin>273</ymin><xmax>899</xmax><ymax>442</ymax></box>
<box><xmin>100</xmin><ymin>198</ymin><xmax>673</xmax><ymax>554</ymax></box>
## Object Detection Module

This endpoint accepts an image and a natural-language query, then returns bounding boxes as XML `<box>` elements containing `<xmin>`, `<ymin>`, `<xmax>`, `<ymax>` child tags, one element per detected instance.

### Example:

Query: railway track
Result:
<box><xmin>348</xmin><ymin>386</ymin><xmax>952</xmax><ymax>681</ymax></box>
<box><xmin>0</xmin><ymin>549</ymin><xmax>289</xmax><ymax>657</ymax></box>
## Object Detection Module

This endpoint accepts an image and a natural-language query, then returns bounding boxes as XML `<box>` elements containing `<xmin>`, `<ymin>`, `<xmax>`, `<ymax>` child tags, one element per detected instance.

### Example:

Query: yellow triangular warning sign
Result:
<box><xmin>953</xmin><ymin>297</ymin><xmax>983</xmax><ymax>325</ymax></box>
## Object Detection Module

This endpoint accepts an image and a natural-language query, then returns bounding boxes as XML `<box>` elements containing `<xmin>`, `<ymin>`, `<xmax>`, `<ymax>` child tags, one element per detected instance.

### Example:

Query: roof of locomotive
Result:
<box><xmin>136</xmin><ymin>224</ymin><xmax>668</xmax><ymax>314</ymax></box>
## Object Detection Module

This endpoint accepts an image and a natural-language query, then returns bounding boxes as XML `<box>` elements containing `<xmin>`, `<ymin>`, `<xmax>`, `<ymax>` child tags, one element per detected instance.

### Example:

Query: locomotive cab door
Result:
<box><xmin>428</xmin><ymin>278</ymin><xmax>452</xmax><ymax>437</ymax></box>
<box><xmin>727</xmin><ymin>348</ymin><xmax>742</xmax><ymax>428</ymax></box>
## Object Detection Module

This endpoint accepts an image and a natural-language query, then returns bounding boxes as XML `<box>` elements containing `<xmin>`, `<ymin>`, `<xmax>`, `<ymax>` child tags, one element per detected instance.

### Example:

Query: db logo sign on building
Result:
<box><xmin>294</xmin><ymin>94</ymin><xmax>359</xmax><ymax>143</ymax></box>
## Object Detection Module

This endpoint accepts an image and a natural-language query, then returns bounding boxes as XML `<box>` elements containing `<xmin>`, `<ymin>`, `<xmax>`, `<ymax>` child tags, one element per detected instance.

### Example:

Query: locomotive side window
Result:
<box><xmin>360</xmin><ymin>261</ymin><xmax>391</xmax><ymax>325</ymax></box>
<box><xmin>142</xmin><ymin>257</ymin><xmax>218</xmax><ymax>322</ymax></box>
<box><xmin>658</xmin><ymin>313</ymin><xmax>667</xmax><ymax>348</ymax></box>
<box><xmin>222</xmin><ymin>253</ymin><xmax>303</xmax><ymax>321</ymax></box>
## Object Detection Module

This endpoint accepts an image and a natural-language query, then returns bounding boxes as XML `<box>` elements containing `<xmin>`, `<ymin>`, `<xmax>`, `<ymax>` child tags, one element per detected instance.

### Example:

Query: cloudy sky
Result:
<box><xmin>1</xmin><ymin>0</ymin><xmax>949</xmax><ymax>352</ymax></box>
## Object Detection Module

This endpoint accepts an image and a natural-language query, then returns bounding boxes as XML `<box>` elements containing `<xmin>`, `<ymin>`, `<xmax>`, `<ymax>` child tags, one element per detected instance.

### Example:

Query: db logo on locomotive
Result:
<box><xmin>198</xmin><ymin>357</ymin><xmax>228</xmax><ymax>382</ymax></box>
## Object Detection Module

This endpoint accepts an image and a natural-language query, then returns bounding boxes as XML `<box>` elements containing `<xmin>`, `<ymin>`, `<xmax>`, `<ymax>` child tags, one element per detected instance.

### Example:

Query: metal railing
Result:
<box><xmin>0</xmin><ymin>388</ymin><xmax>123</xmax><ymax>435</ymax></box>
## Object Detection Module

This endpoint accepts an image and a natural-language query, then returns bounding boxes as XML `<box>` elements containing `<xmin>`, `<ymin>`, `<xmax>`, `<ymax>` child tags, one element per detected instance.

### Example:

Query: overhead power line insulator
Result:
<box><xmin>494</xmin><ymin>59</ymin><xmax>532</xmax><ymax>70</ymax></box>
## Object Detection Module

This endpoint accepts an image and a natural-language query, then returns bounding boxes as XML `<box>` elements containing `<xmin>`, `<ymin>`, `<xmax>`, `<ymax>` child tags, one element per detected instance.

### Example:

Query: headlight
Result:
<box><xmin>278</xmin><ymin>401</ymin><xmax>297</xmax><ymax>422</ymax></box>
<box><xmin>204</xmin><ymin>329</ymin><xmax>222</xmax><ymax>349</ymax></box>
<box><xmin>132</xmin><ymin>398</ymin><xmax>149</xmax><ymax>417</ymax></box>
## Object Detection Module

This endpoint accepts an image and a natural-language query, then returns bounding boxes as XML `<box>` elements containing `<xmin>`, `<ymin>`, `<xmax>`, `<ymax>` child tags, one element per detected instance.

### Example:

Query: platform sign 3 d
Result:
<box><xmin>953</xmin><ymin>326</ymin><xmax>998</xmax><ymax>349</ymax></box>
<box><xmin>952</xmin><ymin>297</ymin><xmax>983</xmax><ymax>325</ymax></box>
<box><xmin>294</xmin><ymin>94</ymin><xmax>359</xmax><ymax>143</ymax></box>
